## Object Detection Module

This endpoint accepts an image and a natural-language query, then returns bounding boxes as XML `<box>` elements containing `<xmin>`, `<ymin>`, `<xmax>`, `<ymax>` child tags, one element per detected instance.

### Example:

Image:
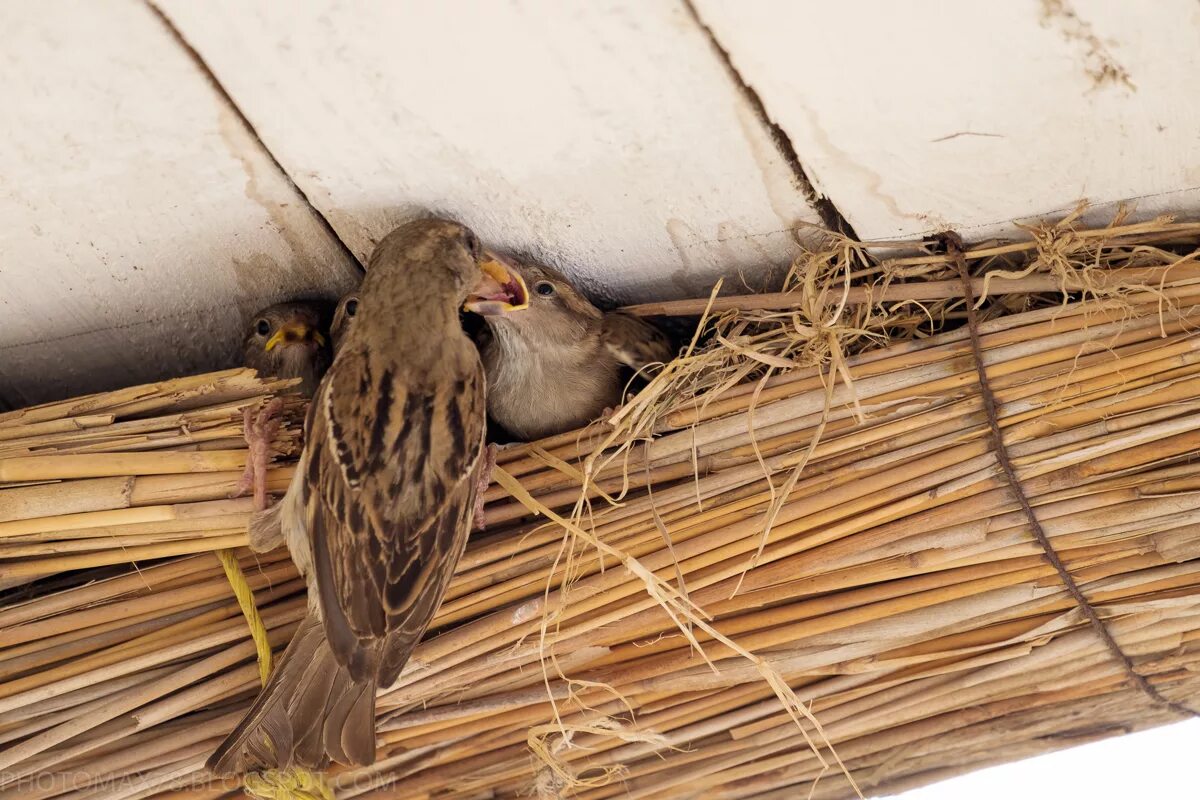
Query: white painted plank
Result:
<box><xmin>694</xmin><ymin>0</ymin><xmax>1200</xmax><ymax>241</ymax></box>
<box><xmin>0</xmin><ymin>0</ymin><xmax>360</xmax><ymax>406</ymax></box>
<box><xmin>153</xmin><ymin>0</ymin><xmax>823</xmax><ymax>303</ymax></box>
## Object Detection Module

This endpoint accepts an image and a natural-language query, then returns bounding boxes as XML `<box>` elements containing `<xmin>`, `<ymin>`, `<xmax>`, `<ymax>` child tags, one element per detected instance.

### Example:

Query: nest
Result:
<box><xmin>2</xmin><ymin>209</ymin><xmax>1200</xmax><ymax>799</ymax></box>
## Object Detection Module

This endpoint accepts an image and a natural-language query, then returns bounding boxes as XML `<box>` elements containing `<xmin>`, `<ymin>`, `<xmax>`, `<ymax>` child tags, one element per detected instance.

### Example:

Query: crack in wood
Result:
<box><xmin>681</xmin><ymin>0</ymin><xmax>857</xmax><ymax>239</ymax></box>
<box><xmin>144</xmin><ymin>0</ymin><xmax>365</xmax><ymax>273</ymax></box>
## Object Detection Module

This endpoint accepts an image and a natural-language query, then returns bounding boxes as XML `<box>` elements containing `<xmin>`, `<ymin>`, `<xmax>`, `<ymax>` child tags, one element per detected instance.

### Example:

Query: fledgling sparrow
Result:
<box><xmin>209</xmin><ymin>219</ymin><xmax>494</xmax><ymax>775</ymax></box>
<box><xmin>241</xmin><ymin>302</ymin><xmax>332</xmax><ymax>397</ymax></box>
<box><xmin>466</xmin><ymin>258</ymin><xmax>673</xmax><ymax>441</ymax></box>
<box><xmin>235</xmin><ymin>301</ymin><xmax>332</xmax><ymax>509</ymax></box>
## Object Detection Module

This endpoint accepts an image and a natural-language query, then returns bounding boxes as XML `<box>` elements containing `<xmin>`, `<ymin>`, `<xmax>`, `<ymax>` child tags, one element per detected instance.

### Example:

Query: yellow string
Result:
<box><xmin>216</xmin><ymin>548</ymin><xmax>336</xmax><ymax>800</ymax></box>
<box><xmin>217</xmin><ymin>549</ymin><xmax>274</xmax><ymax>685</ymax></box>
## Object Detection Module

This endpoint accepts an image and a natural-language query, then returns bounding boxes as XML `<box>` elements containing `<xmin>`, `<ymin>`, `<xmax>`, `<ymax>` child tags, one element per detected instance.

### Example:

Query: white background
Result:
<box><xmin>886</xmin><ymin>718</ymin><xmax>1200</xmax><ymax>799</ymax></box>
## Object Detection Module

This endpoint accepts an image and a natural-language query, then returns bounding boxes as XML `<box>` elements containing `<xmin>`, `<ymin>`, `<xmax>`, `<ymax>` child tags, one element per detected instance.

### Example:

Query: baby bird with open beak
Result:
<box><xmin>465</xmin><ymin>257</ymin><xmax>673</xmax><ymax>441</ymax></box>
<box><xmin>236</xmin><ymin>301</ymin><xmax>332</xmax><ymax>508</ymax></box>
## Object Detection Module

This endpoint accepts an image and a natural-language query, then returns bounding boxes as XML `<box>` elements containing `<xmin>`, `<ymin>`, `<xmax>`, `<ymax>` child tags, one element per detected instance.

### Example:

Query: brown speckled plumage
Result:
<box><xmin>209</xmin><ymin>219</ymin><xmax>489</xmax><ymax>776</ymax></box>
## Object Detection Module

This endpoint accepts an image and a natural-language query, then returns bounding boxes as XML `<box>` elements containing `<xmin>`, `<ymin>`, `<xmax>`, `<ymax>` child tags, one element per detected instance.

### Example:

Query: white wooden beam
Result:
<box><xmin>154</xmin><ymin>0</ymin><xmax>825</xmax><ymax>303</ymax></box>
<box><xmin>0</xmin><ymin>0</ymin><xmax>360</xmax><ymax>406</ymax></box>
<box><xmin>694</xmin><ymin>0</ymin><xmax>1200</xmax><ymax>242</ymax></box>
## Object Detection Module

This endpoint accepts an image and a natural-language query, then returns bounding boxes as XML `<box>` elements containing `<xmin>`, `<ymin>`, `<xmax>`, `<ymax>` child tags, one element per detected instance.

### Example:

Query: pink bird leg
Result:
<box><xmin>231</xmin><ymin>397</ymin><xmax>285</xmax><ymax>511</ymax></box>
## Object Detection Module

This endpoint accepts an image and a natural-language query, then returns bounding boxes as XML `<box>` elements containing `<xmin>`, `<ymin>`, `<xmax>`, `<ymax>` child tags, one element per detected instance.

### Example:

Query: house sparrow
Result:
<box><xmin>209</xmin><ymin>219</ymin><xmax>494</xmax><ymax>775</ymax></box>
<box><xmin>242</xmin><ymin>301</ymin><xmax>332</xmax><ymax>397</ymax></box>
<box><xmin>466</xmin><ymin>258</ymin><xmax>673</xmax><ymax>441</ymax></box>
<box><xmin>235</xmin><ymin>302</ymin><xmax>332</xmax><ymax>509</ymax></box>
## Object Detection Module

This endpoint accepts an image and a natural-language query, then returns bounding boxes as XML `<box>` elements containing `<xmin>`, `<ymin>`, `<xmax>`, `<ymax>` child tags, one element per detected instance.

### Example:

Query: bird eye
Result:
<box><xmin>462</xmin><ymin>230</ymin><xmax>481</xmax><ymax>258</ymax></box>
<box><xmin>344</xmin><ymin>298</ymin><xmax>358</xmax><ymax>318</ymax></box>
<box><xmin>255</xmin><ymin>319</ymin><xmax>270</xmax><ymax>336</ymax></box>
<box><xmin>535</xmin><ymin>281</ymin><xmax>556</xmax><ymax>296</ymax></box>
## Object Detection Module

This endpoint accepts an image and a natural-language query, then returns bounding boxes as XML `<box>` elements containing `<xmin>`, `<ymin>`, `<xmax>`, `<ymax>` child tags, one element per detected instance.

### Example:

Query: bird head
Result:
<box><xmin>242</xmin><ymin>301</ymin><xmax>332</xmax><ymax>395</ymax></box>
<box><xmin>359</xmin><ymin>218</ymin><xmax>516</xmax><ymax>337</ymax></box>
<box><xmin>464</xmin><ymin>257</ymin><xmax>601</xmax><ymax>341</ymax></box>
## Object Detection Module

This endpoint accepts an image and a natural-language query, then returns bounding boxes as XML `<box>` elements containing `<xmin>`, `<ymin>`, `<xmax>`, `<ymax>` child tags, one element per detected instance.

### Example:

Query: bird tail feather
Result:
<box><xmin>207</xmin><ymin>611</ymin><xmax>376</xmax><ymax>776</ymax></box>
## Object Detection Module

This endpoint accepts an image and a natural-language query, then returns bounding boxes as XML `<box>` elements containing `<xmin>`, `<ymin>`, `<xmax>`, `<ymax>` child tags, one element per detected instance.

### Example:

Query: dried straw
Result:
<box><xmin>3</xmin><ymin>209</ymin><xmax>1200</xmax><ymax>799</ymax></box>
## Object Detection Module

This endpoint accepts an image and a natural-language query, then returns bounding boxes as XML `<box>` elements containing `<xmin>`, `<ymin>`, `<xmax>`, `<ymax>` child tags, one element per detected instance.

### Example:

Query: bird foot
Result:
<box><xmin>599</xmin><ymin>404</ymin><xmax>622</xmax><ymax>422</ymax></box>
<box><xmin>231</xmin><ymin>397</ymin><xmax>285</xmax><ymax>512</ymax></box>
<box><xmin>472</xmin><ymin>443</ymin><xmax>498</xmax><ymax>531</ymax></box>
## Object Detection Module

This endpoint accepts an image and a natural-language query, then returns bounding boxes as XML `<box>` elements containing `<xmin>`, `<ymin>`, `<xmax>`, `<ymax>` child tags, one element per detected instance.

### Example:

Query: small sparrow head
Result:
<box><xmin>466</xmin><ymin>257</ymin><xmax>600</xmax><ymax>341</ymax></box>
<box><xmin>242</xmin><ymin>301</ymin><xmax>332</xmax><ymax>396</ymax></box>
<box><xmin>330</xmin><ymin>292</ymin><xmax>359</xmax><ymax>354</ymax></box>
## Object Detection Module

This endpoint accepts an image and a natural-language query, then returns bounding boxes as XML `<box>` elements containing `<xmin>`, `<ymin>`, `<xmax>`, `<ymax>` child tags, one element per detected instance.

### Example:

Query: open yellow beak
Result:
<box><xmin>465</xmin><ymin>254</ymin><xmax>530</xmax><ymax>316</ymax></box>
<box><xmin>264</xmin><ymin>322</ymin><xmax>326</xmax><ymax>352</ymax></box>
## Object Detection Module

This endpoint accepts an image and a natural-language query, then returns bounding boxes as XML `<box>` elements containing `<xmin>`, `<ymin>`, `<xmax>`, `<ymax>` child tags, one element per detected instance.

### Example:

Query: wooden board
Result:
<box><xmin>694</xmin><ymin>0</ymin><xmax>1200</xmax><ymax>241</ymax></box>
<box><xmin>0</xmin><ymin>0</ymin><xmax>360</xmax><ymax>406</ymax></box>
<box><xmin>153</xmin><ymin>0</ymin><xmax>824</xmax><ymax>303</ymax></box>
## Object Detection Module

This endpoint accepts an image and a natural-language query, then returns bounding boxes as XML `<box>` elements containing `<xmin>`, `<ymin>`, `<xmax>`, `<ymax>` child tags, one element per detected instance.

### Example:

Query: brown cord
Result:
<box><xmin>939</xmin><ymin>231</ymin><xmax>1196</xmax><ymax>719</ymax></box>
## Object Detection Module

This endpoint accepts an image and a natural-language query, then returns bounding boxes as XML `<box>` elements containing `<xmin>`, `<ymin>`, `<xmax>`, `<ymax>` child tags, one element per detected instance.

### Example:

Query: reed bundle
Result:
<box><xmin>2</xmin><ymin>211</ymin><xmax>1200</xmax><ymax>799</ymax></box>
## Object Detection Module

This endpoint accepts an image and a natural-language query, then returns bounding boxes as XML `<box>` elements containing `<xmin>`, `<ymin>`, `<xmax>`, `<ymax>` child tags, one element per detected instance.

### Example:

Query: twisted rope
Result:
<box><xmin>940</xmin><ymin>230</ymin><xmax>1196</xmax><ymax>719</ymax></box>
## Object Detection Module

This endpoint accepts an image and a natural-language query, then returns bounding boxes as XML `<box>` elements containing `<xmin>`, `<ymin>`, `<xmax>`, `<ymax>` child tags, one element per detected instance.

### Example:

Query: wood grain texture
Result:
<box><xmin>694</xmin><ymin>0</ymin><xmax>1200</xmax><ymax>241</ymax></box>
<box><xmin>0</xmin><ymin>0</ymin><xmax>360</xmax><ymax>406</ymax></box>
<box><xmin>153</xmin><ymin>0</ymin><xmax>824</xmax><ymax>304</ymax></box>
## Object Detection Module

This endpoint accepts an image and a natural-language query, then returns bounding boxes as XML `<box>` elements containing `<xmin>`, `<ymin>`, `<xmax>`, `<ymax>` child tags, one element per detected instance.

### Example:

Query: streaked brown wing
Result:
<box><xmin>601</xmin><ymin>312</ymin><xmax>674</xmax><ymax>370</ymax></box>
<box><xmin>376</xmin><ymin>463</ymin><xmax>478</xmax><ymax>687</ymax></box>
<box><xmin>303</xmin><ymin>344</ymin><xmax>486</xmax><ymax>681</ymax></box>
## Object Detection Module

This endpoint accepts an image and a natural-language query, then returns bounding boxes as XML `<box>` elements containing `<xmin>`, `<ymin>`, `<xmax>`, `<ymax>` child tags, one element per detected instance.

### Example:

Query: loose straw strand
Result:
<box><xmin>942</xmin><ymin>230</ymin><xmax>1199</xmax><ymax>720</ymax></box>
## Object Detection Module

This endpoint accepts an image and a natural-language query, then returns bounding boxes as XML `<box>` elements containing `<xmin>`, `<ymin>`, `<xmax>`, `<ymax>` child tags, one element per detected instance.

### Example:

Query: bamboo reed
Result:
<box><xmin>4</xmin><ymin>214</ymin><xmax>1200</xmax><ymax>799</ymax></box>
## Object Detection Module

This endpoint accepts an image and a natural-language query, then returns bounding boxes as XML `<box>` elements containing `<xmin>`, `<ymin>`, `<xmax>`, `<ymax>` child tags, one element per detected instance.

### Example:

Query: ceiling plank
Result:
<box><xmin>0</xmin><ymin>0</ymin><xmax>359</xmax><ymax>406</ymax></box>
<box><xmin>154</xmin><ymin>0</ymin><xmax>825</xmax><ymax>303</ymax></box>
<box><xmin>694</xmin><ymin>0</ymin><xmax>1200</xmax><ymax>241</ymax></box>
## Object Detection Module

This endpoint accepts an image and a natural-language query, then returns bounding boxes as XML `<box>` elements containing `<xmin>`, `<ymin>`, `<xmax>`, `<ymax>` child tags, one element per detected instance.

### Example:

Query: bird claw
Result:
<box><xmin>599</xmin><ymin>404</ymin><xmax>621</xmax><ymax>422</ymax></box>
<box><xmin>472</xmin><ymin>443</ymin><xmax>498</xmax><ymax>531</ymax></box>
<box><xmin>232</xmin><ymin>397</ymin><xmax>285</xmax><ymax>512</ymax></box>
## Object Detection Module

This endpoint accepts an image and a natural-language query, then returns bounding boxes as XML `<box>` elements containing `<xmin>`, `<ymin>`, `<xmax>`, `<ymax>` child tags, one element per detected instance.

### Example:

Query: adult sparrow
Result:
<box><xmin>209</xmin><ymin>219</ymin><xmax>494</xmax><ymax>774</ymax></box>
